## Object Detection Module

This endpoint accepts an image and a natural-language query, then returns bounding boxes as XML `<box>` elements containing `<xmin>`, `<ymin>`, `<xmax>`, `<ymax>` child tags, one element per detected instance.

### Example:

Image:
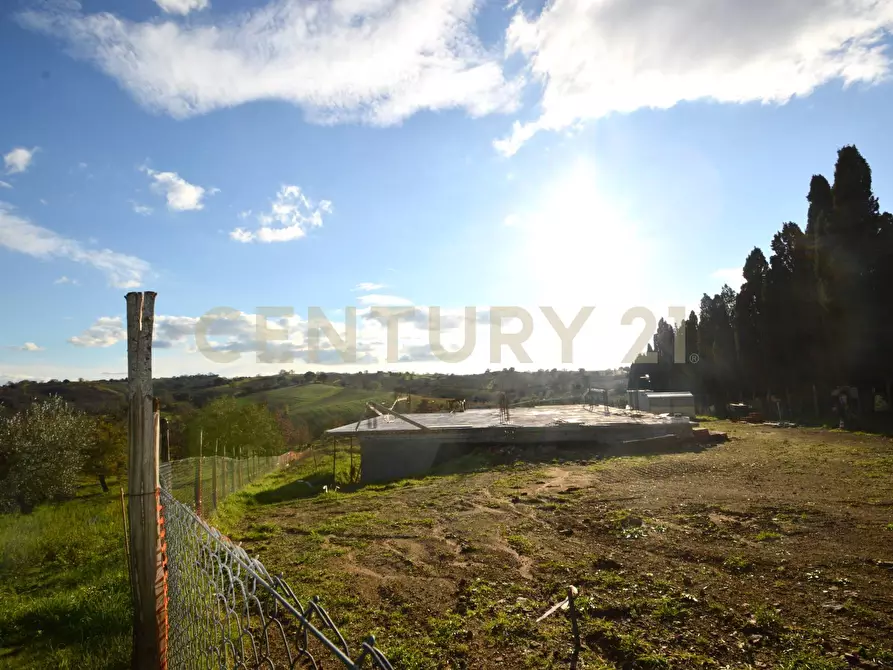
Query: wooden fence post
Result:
<box><xmin>126</xmin><ymin>291</ymin><xmax>166</xmax><ymax>669</ymax></box>
<box><xmin>160</xmin><ymin>417</ymin><xmax>170</xmax><ymax>462</ymax></box>
<box><xmin>231</xmin><ymin>447</ymin><xmax>236</xmax><ymax>493</ymax></box>
<box><xmin>194</xmin><ymin>430</ymin><xmax>203</xmax><ymax>517</ymax></box>
<box><xmin>220</xmin><ymin>441</ymin><xmax>226</xmax><ymax>499</ymax></box>
<box><xmin>211</xmin><ymin>440</ymin><xmax>218</xmax><ymax>512</ymax></box>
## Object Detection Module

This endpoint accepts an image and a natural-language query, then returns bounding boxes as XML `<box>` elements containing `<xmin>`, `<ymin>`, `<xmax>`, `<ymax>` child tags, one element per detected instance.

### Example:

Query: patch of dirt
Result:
<box><xmin>236</xmin><ymin>422</ymin><xmax>893</xmax><ymax>669</ymax></box>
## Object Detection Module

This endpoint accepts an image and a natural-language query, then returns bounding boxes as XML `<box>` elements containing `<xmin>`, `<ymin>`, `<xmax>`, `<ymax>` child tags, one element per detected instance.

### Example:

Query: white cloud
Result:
<box><xmin>4</xmin><ymin>342</ymin><xmax>46</xmax><ymax>352</ymax></box>
<box><xmin>131</xmin><ymin>202</ymin><xmax>154</xmax><ymax>216</ymax></box>
<box><xmin>712</xmin><ymin>267</ymin><xmax>744</xmax><ymax>289</ymax></box>
<box><xmin>0</xmin><ymin>202</ymin><xmax>151</xmax><ymax>288</ymax></box>
<box><xmin>0</xmin><ymin>181</ymin><xmax>11</xmax><ymax>189</ymax></box>
<box><xmin>142</xmin><ymin>167</ymin><xmax>211</xmax><ymax>211</ymax></box>
<box><xmin>18</xmin><ymin>0</ymin><xmax>521</xmax><ymax>125</ymax></box>
<box><xmin>229</xmin><ymin>228</ymin><xmax>255</xmax><ymax>243</ymax></box>
<box><xmin>54</xmin><ymin>275</ymin><xmax>79</xmax><ymax>285</ymax></box>
<box><xmin>4</xmin><ymin>147</ymin><xmax>38</xmax><ymax>174</ymax></box>
<box><xmin>68</xmin><ymin>316</ymin><xmax>126</xmax><ymax>347</ymax></box>
<box><xmin>354</xmin><ymin>282</ymin><xmax>385</xmax><ymax>291</ymax></box>
<box><xmin>231</xmin><ymin>185</ymin><xmax>331</xmax><ymax>243</ymax></box>
<box><xmin>356</xmin><ymin>294</ymin><xmax>414</xmax><ymax>306</ymax></box>
<box><xmin>503</xmin><ymin>213</ymin><xmax>520</xmax><ymax>226</ymax></box>
<box><xmin>154</xmin><ymin>0</ymin><xmax>209</xmax><ymax>16</ymax></box>
<box><xmin>496</xmin><ymin>0</ymin><xmax>893</xmax><ymax>154</ymax></box>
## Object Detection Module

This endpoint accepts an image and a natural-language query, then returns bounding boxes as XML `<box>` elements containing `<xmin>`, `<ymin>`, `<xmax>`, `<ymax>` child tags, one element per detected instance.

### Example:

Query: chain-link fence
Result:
<box><xmin>158</xmin><ymin>453</ymin><xmax>394</xmax><ymax>668</ymax></box>
<box><xmin>160</xmin><ymin>452</ymin><xmax>300</xmax><ymax>517</ymax></box>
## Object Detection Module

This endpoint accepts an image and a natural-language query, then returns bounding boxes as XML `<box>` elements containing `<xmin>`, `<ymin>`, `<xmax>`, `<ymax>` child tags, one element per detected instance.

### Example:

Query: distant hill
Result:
<box><xmin>246</xmin><ymin>384</ymin><xmax>394</xmax><ymax>436</ymax></box>
<box><xmin>0</xmin><ymin>368</ymin><xmax>629</xmax><ymax>438</ymax></box>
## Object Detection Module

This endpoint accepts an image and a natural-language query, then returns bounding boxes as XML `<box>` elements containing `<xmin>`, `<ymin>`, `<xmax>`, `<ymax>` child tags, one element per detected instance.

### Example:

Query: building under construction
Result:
<box><xmin>326</xmin><ymin>400</ymin><xmax>695</xmax><ymax>483</ymax></box>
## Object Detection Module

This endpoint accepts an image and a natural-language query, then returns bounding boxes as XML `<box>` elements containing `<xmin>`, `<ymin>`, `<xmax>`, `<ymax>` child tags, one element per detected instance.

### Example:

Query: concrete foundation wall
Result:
<box><xmin>359</xmin><ymin>421</ymin><xmax>695</xmax><ymax>483</ymax></box>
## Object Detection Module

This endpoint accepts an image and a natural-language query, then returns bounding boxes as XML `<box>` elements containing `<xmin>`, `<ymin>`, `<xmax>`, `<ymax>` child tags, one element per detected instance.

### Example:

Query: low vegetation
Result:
<box><xmin>218</xmin><ymin>422</ymin><xmax>893</xmax><ymax>669</ymax></box>
<box><xmin>0</xmin><ymin>479</ymin><xmax>130</xmax><ymax>668</ymax></box>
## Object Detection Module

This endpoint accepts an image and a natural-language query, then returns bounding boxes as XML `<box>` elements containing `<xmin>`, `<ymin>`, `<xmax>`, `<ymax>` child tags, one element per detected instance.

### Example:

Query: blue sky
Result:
<box><xmin>2</xmin><ymin>0</ymin><xmax>893</xmax><ymax>381</ymax></box>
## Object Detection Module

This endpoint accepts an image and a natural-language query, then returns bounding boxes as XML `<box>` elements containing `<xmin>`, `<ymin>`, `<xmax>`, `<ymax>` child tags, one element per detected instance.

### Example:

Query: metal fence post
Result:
<box><xmin>126</xmin><ymin>291</ymin><xmax>167</xmax><ymax>669</ymax></box>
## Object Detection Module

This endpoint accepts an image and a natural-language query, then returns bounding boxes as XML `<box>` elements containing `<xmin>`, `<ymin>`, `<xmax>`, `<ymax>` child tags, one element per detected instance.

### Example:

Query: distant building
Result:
<box><xmin>627</xmin><ymin>390</ymin><xmax>696</xmax><ymax>419</ymax></box>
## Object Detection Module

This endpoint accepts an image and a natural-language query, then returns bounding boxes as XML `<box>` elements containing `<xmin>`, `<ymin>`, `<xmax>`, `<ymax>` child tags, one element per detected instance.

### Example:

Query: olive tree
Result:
<box><xmin>0</xmin><ymin>396</ymin><xmax>91</xmax><ymax>513</ymax></box>
<box><xmin>83</xmin><ymin>416</ymin><xmax>127</xmax><ymax>493</ymax></box>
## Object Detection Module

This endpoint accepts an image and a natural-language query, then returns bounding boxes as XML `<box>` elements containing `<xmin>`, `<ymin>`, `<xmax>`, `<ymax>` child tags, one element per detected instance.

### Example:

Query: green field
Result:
<box><xmin>0</xmin><ymin>480</ymin><xmax>131</xmax><ymax>669</ymax></box>
<box><xmin>247</xmin><ymin>383</ymin><xmax>442</xmax><ymax>437</ymax></box>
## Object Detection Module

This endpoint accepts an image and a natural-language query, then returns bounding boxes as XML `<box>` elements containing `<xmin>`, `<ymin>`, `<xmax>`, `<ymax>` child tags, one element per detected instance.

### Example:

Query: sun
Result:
<box><xmin>521</xmin><ymin>159</ymin><xmax>647</xmax><ymax>305</ymax></box>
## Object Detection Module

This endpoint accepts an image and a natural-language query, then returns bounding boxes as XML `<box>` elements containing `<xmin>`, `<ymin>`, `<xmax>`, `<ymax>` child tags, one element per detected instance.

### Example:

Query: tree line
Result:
<box><xmin>0</xmin><ymin>395</ymin><xmax>290</xmax><ymax>514</ymax></box>
<box><xmin>630</xmin><ymin>145</ymin><xmax>893</xmax><ymax>421</ymax></box>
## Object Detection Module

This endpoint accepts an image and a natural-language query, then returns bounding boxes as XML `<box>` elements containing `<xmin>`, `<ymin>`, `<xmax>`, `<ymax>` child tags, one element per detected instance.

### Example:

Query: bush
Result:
<box><xmin>0</xmin><ymin>396</ymin><xmax>92</xmax><ymax>513</ymax></box>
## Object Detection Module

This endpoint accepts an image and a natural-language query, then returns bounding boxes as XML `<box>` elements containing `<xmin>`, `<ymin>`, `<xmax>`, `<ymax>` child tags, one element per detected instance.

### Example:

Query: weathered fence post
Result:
<box><xmin>194</xmin><ymin>430</ymin><xmax>203</xmax><ymax>517</ymax></box>
<box><xmin>220</xmin><ymin>441</ymin><xmax>226</xmax><ymax>499</ymax></box>
<box><xmin>126</xmin><ymin>291</ymin><xmax>167</xmax><ymax>669</ymax></box>
<box><xmin>160</xmin><ymin>417</ymin><xmax>170</xmax><ymax>462</ymax></box>
<box><xmin>211</xmin><ymin>440</ymin><xmax>218</xmax><ymax>512</ymax></box>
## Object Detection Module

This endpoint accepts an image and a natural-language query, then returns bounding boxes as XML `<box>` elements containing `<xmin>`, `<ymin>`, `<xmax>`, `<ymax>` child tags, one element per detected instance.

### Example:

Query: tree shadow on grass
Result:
<box><xmin>253</xmin><ymin>471</ymin><xmax>334</xmax><ymax>505</ymax></box>
<box><xmin>253</xmin><ymin>438</ymin><xmax>719</xmax><ymax>506</ymax></box>
<box><xmin>431</xmin><ymin>437</ymin><xmax>718</xmax><ymax>476</ymax></box>
<box><xmin>0</xmin><ymin>576</ymin><xmax>131</xmax><ymax>655</ymax></box>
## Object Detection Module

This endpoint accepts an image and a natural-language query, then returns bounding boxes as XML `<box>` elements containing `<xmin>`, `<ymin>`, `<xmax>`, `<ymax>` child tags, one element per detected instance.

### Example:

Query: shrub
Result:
<box><xmin>0</xmin><ymin>396</ymin><xmax>91</xmax><ymax>513</ymax></box>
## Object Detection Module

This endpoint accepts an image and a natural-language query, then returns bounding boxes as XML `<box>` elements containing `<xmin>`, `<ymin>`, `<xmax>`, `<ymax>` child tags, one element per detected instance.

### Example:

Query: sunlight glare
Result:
<box><xmin>522</xmin><ymin>159</ymin><xmax>647</xmax><ymax>305</ymax></box>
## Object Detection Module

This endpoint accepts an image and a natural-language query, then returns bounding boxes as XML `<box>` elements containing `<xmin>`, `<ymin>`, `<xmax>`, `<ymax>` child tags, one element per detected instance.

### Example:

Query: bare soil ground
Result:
<box><xmin>231</xmin><ymin>422</ymin><xmax>893</xmax><ymax>669</ymax></box>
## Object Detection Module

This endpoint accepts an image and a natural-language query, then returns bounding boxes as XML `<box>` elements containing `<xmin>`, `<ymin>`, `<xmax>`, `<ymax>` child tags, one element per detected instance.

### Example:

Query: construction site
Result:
<box><xmin>326</xmin><ymin>393</ymin><xmax>710</xmax><ymax>482</ymax></box>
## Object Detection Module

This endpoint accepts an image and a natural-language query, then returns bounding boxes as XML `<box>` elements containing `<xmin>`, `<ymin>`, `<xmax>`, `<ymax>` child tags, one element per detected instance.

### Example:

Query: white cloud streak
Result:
<box><xmin>0</xmin><ymin>202</ymin><xmax>151</xmax><ymax>288</ymax></box>
<box><xmin>4</xmin><ymin>342</ymin><xmax>46</xmax><ymax>352</ymax></box>
<box><xmin>0</xmin><ymin>181</ymin><xmax>12</xmax><ymax>189</ymax></box>
<box><xmin>230</xmin><ymin>185</ymin><xmax>331</xmax><ymax>243</ymax></box>
<box><xmin>154</xmin><ymin>0</ymin><xmax>209</xmax><ymax>16</ymax></box>
<box><xmin>496</xmin><ymin>0</ymin><xmax>893</xmax><ymax>154</ymax></box>
<box><xmin>19</xmin><ymin>0</ymin><xmax>521</xmax><ymax>125</ymax></box>
<box><xmin>131</xmin><ymin>202</ymin><xmax>154</xmax><ymax>216</ymax></box>
<box><xmin>54</xmin><ymin>275</ymin><xmax>79</xmax><ymax>285</ymax></box>
<box><xmin>354</xmin><ymin>282</ymin><xmax>385</xmax><ymax>291</ymax></box>
<box><xmin>142</xmin><ymin>167</ymin><xmax>211</xmax><ymax>211</ymax></box>
<box><xmin>356</xmin><ymin>294</ymin><xmax>414</xmax><ymax>306</ymax></box>
<box><xmin>4</xmin><ymin>147</ymin><xmax>38</xmax><ymax>174</ymax></box>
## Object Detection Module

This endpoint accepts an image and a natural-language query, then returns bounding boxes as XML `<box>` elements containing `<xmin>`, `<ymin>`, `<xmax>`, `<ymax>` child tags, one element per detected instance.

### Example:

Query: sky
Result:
<box><xmin>3</xmin><ymin>0</ymin><xmax>893</xmax><ymax>382</ymax></box>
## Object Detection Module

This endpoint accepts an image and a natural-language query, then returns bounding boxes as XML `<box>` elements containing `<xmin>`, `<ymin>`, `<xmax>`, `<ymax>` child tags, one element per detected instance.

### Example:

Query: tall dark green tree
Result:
<box><xmin>734</xmin><ymin>248</ymin><xmax>768</xmax><ymax>399</ymax></box>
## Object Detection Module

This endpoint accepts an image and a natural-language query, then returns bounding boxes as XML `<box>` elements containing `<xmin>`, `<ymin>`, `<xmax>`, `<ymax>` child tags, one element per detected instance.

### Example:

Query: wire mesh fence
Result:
<box><xmin>160</xmin><ymin>487</ymin><xmax>394</xmax><ymax>669</ymax></box>
<box><xmin>160</xmin><ymin>452</ymin><xmax>300</xmax><ymax>517</ymax></box>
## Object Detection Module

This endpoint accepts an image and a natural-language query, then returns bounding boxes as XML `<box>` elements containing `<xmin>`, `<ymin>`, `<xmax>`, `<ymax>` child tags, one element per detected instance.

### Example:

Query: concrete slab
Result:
<box><xmin>325</xmin><ymin>405</ymin><xmax>696</xmax><ymax>484</ymax></box>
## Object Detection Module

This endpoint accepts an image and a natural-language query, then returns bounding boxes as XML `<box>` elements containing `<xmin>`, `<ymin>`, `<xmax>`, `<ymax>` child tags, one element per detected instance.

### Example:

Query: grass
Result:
<box><xmin>722</xmin><ymin>554</ymin><xmax>754</xmax><ymax>573</ymax></box>
<box><xmin>245</xmin><ymin>383</ymin><xmax>449</xmax><ymax>438</ymax></box>
<box><xmin>756</xmin><ymin>530</ymin><xmax>783</xmax><ymax>541</ymax></box>
<box><xmin>506</xmin><ymin>534</ymin><xmax>534</xmax><ymax>555</ymax></box>
<box><xmin>0</xmin><ymin>479</ymin><xmax>131</xmax><ymax>669</ymax></box>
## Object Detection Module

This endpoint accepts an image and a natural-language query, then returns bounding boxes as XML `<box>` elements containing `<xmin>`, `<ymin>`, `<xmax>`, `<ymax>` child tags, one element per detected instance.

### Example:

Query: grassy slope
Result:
<box><xmin>0</xmin><ymin>480</ymin><xmax>131</xmax><ymax>669</ymax></box>
<box><xmin>248</xmin><ymin>383</ymin><xmax>447</xmax><ymax>436</ymax></box>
